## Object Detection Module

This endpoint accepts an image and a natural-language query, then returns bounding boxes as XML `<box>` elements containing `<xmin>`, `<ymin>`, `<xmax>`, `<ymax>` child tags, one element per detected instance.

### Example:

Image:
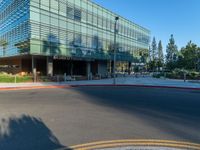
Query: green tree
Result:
<box><xmin>198</xmin><ymin>47</ymin><xmax>200</xmax><ymax>71</ymax></box>
<box><xmin>151</xmin><ymin>37</ymin><xmax>157</xmax><ymax>60</ymax></box>
<box><xmin>180</xmin><ymin>41</ymin><xmax>200</xmax><ymax>70</ymax></box>
<box><xmin>157</xmin><ymin>40</ymin><xmax>164</xmax><ymax>70</ymax></box>
<box><xmin>147</xmin><ymin>37</ymin><xmax>158</xmax><ymax>71</ymax></box>
<box><xmin>148</xmin><ymin>46</ymin><xmax>152</xmax><ymax>61</ymax></box>
<box><xmin>148</xmin><ymin>60</ymin><xmax>157</xmax><ymax>71</ymax></box>
<box><xmin>175</xmin><ymin>51</ymin><xmax>184</xmax><ymax>69</ymax></box>
<box><xmin>158</xmin><ymin>40</ymin><xmax>164</xmax><ymax>64</ymax></box>
<box><xmin>166</xmin><ymin>34</ymin><xmax>178</xmax><ymax>70</ymax></box>
<box><xmin>0</xmin><ymin>39</ymin><xmax>8</xmax><ymax>56</ymax></box>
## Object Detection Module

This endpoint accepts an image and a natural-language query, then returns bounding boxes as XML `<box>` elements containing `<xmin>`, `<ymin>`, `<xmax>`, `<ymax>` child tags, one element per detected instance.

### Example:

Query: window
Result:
<box><xmin>92</xmin><ymin>35</ymin><xmax>98</xmax><ymax>49</ymax></box>
<box><xmin>107</xmin><ymin>20</ymin><xmax>110</xmax><ymax>30</ymax></box>
<box><xmin>98</xmin><ymin>16</ymin><xmax>103</xmax><ymax>27</ymax></box>
<box><xmin>41</xmin><ymin>0</ymin><xmax>49</xmax><ymax>7</ymax></box>
<box><xmin>74</xmin><ymin>24</ymin><xmax>81</xmax><ymax>33</ymax></box>
<box><xmin>87</xmin><ymin>13</ymin><xmax>92</xmax><ymax>24</ymax></box>
<box><xmin>41</xmin><ymin>0</ymin><xmax>49</xmax><ymax>10</ymax></box>
<box><xmin>51</xmin><ymin>17</ymin><xmax>58</xmax><ymax>27</ymax></box>
<box><xmin>81</xmin><ymin>35</ymin><xmax>87</xmax><ymax>47</ymax></box>
<box><xmin>103</xmin><ymin>18</ymin><xmax>107</xmax><ymax>29</ymax></box>
<box><xmin>87</xmin><ymin>36</ymin><xmax>92</xmax><ymax>48</ymax></box>
<box><xmin>32</xmin><ymin>0</ymin><xmax>39</xmax><ymax>3</ymax></box>
<box><xmin>41</xmin><ymin>14</ymin><xmax>50</xmax><ymax>24</ymax></box>
<box><xmin>59</xmin><ymin>30</ymin><xmax>66</xmax><ymax>44</ymax></box>
<box><xmin>30</xmin><ymin>11</ymin><xmax>40</xmax><ymax>22</ymax></box>
<box><xmin>74</xmin><ymin>8</ymin><xmax>81</xmax><ymax>21</ymax></box>
<box><xmin>67</xmin><ymin>32</ymin><xmax>74</xmax><ymax>45</ymax></box>
<box><xmin>81</xmin><ymin>10</ymin><xmax>87</xmax><ymax>22</ymax></box>
<box><xmin>81</xmin><ymin>25</ymin><xmax>87</xmax><ymax>34</ymax></box>
<box><xmin>59</xmin><ymin>2</ymin><xmax>67</xmax><ymax>16</ymax></box>
<box><xmin>74</xmin><ymin>33</ymin><xmax>81</xmax><ymax>46</ymax></box>
<box><xmin>50</xmin><ymin>0</ymin><xmax>58</xmax><ymax>13</ymax></box>
<box><xmin>93</xmin><ymin>15</ymin><xmax>97</xmax><ymax>25</ymax></box>
<box><xmin>41</xmin><ymin>25</ymin><xmax>50</xmax><ymax>39</ymax></box>
<box><xmin>67</xmin><ymin>21</ymin><xmax>74</xmax><ymax>31</ymax></box>
<box><xmin>67</xmin><ymin>6</ymin><xmax>74</xmax><ymax>19</ymax></box>
<box><xmin>59</xmin><ymin>20</ymin><xmax>66</xmax><ymax>29</ymax></box>
<box><xmin>31</xmin><ymin>23</ymin><xmax>40</xmax><ymax>39</ymax></box>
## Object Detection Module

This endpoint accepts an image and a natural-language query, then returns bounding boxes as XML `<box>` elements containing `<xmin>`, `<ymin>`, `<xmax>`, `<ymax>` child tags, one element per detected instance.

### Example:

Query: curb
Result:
<box><xmin>72</xmin><ymin>84</ymin><xmax>200</xmax><ymax>90</ymax></box>
<box><xmin>0</xmin><ymin>84</ymin><xmax>200</xmax><ymax>91</ymax></box>
<box><xmin>0</xmin><ymin>85</ymin><xmax>73</xmax><ymax>91</ymax></box>
<box><xmin>70</xmin><ymin>139</ymin><xmax>200</xmax><ymax>150</ymax></box>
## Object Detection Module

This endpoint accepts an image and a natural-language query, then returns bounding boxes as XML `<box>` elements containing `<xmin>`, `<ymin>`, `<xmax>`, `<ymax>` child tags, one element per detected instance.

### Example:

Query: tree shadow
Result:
<box><xmin>0</xmin><ymin>115</ymin><xmax>70</xmax><ymax>150</ymax></box>
<box><xmin>15</xmin><ymin>40</ymin><xmax>30</xmax><ymax>54</ymax></box>
<box><xmin>107</xmin><ymin>42</ymin><xmax>136</xmax><ymax>62</ymax></box>
<box><xmin>68</xmin><ymin>34</ymin><xmax>138</xmax><ymax>62</ymax></box>
<box><xmin>43</xmin><ymin>34</ymin><xmax>61</xmax><ymax>55</ymax></box>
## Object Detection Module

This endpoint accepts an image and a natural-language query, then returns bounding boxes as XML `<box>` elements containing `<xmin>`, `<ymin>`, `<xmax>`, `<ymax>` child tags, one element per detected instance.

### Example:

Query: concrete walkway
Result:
<box><xmin>0</xmin><ymin>77</ymin><xmax>200</xmax><ymax>89</ymax></box>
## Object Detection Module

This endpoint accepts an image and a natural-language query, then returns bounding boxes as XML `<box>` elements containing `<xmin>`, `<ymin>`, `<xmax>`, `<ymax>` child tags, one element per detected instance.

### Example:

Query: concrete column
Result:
<box><xmin>32</xmin><ymin>56</ymin><xmax>37</xmax><ymax>82</ymax></box>
<box><xmin>87</xmin><ymin>61</ymin><xmax>91</xmax><ymax>80</ymax></box>
<box><xmin>47</xmin><ymin>57</ymin><xmax>53</xmax><ymax>76</ymax></box>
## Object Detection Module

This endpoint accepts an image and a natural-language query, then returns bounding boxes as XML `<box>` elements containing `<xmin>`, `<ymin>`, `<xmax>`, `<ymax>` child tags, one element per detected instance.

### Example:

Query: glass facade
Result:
<box><xmin>0</xmin><ymin>0</ymin><xmax>150</xmax><ymax>62</ymax></box>
<box><xmin>0</xmin><ymin>0</ymin><xmax>30</xmax><ymax>57</ymax></box>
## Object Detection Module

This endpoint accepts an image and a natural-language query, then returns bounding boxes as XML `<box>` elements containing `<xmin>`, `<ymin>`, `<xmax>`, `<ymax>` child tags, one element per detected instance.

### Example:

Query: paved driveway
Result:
<box><xmin>0</xmin><ymin>86</ymin><xmax>200</xmax><ymax>150</ymax></box>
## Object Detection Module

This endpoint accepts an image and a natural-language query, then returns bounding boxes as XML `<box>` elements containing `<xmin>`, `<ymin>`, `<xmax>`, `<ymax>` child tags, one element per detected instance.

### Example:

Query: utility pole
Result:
<box><xmin>113</xmin><ymin>16</ymin><xmax>119</xmax><ymax>85</ymax></box>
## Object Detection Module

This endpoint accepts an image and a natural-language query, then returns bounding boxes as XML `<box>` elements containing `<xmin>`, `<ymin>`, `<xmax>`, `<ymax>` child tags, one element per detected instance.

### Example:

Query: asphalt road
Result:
<box><xmin>0</xmin><ymin>86</ymin><xmax>200</xmax><ymax>150</ymax></box>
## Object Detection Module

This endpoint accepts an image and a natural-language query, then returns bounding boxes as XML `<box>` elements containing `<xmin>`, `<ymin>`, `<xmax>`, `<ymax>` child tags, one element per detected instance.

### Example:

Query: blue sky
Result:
<box><xmin>93</xmin><ymin>0</ymin><xmax>200</xmax><ymax>51</ymax></box>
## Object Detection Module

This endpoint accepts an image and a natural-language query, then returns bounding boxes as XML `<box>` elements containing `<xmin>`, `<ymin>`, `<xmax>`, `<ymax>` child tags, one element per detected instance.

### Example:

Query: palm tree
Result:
<box><xmin>0</xmin><ymin>39</ymin><xmax>8</xmax><ymax>56</ymax></box>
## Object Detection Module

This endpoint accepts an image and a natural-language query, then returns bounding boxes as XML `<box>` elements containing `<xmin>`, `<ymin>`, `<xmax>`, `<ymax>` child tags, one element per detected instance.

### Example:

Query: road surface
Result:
<box><xmin>0</xmin><ymin>86</ymin><xmax>200</xmax><ymax>150</ymax></box>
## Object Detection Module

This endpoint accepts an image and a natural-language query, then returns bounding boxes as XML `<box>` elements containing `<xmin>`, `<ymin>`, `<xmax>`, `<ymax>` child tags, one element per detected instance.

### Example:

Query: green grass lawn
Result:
<box><xmin>0</xmin><ymin>75</ymin><xmax>32</xmax><ymax>83</ymax></box>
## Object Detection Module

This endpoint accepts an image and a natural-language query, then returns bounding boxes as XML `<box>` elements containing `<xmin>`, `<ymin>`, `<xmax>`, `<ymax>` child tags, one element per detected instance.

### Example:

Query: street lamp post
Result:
<box><xmin>113</xmin><ymin>16</ymin><xmax>119</xmax><ymax>85</ymax></box>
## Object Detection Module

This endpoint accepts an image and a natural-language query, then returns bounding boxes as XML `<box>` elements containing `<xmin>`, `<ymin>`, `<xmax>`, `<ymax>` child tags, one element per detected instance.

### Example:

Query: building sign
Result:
<box><xmin>53</xmin><ymin>56</ymin><xmax>70</xmax><ymax>60</ymax></box>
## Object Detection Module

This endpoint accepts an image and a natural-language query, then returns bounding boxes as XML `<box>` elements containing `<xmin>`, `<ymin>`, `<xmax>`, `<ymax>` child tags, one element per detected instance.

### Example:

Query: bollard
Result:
<box><xmin>33</xmin><ymin>68</ymin><xmax>37</xmax><ymax>83</ymax></box>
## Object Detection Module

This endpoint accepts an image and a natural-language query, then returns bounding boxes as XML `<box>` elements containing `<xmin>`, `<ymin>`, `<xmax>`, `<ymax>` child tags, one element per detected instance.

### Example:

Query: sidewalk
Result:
<box><xmin>0</xmin><ymin>77</ymin><xmax>200</xmax><ymax>90</ymax></box>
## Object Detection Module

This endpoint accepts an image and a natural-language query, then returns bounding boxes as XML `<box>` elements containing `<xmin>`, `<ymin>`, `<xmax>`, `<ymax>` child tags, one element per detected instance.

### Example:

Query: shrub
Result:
<box><xmin>165</xmin><ymin>69</ymin><xmax>200</xmax><ymax>80</ymax></box>
<box><xmin>188</xmin><ymin>71</ymin><xmax>200</xmax><ymax>79</ymax></box>
<box><xmin>152</xmin><ymin>72</ymin><xmax>165</xmax><ymax>78</ymax></box>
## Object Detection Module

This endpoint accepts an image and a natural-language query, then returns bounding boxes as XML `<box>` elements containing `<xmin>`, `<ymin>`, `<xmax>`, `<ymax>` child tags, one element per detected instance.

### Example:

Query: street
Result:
<box><xmin>0</xmin><ymin>86</ymin><xmax>200</xmax><ymax>150</ymax></box>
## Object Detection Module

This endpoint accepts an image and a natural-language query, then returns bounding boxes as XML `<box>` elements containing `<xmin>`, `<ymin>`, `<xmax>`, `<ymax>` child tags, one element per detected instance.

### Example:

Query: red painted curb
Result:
<box><xmin>0</xmin><ymin>85</ymin><xmax>73</xmax><ymax>91</ymax></box>
<box><xmin>0</xmin><ymin>84</ymin><xmax>200</xmax><ymax>91</ymax></box>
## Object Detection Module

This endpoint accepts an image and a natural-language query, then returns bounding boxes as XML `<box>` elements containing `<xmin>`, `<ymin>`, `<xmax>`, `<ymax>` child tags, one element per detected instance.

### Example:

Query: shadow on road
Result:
<box><xmin>71</xmin><ymin>86</ymin><xmax>200</xmax><ymax>143</ymax></box>
<box><xmin>0</xmin><ymin>115</ymin><xmax>70</xmax><ymax>150</ymax></box>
